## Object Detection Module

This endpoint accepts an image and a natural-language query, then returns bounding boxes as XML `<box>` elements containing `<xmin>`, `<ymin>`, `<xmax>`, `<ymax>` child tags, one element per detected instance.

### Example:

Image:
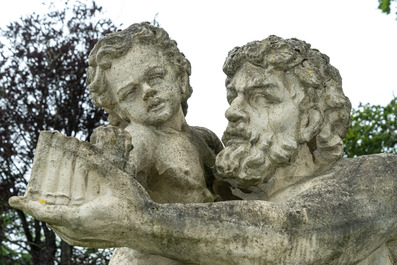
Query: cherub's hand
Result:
<box><xmin>90</xmin><ymin>125</ymin><xmax>133</xmax><ymax>170</ymax></box>
<box><xmin>9</xmin><ymin>131</ymin><xmax>150</xmax><ymax>248</ymax></box>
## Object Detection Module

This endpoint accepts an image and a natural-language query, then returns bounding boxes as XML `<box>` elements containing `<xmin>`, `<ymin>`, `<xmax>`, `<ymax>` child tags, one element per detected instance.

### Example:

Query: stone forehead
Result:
<box><xmin>222</xmin><ymin>35</ymin><xmax>341</xmax><ymax>89</ymax></box>
<box><xmin>109</xmin><ymin>44</ymin><xmax>169</xmax><ymax>70</ymax></box>
<box><xmin>227</xmin><ymin>63</ymin><xmax>287</xmax><ymax>89</ymax></box>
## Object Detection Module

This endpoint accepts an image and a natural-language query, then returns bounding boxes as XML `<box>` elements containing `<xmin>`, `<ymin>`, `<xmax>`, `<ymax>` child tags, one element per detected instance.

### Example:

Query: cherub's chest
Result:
<box><xmin>135</xmin><ymin>131</ymin><xmax>214</xmax><ymax>203</ymax></box>
<box><xmin>154</xmin><ymin>134</ymin><xmax>203</xmax><ymax>176</ymax></box>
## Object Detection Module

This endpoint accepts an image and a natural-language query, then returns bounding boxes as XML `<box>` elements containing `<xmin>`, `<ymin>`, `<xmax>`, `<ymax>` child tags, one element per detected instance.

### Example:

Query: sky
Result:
<box><xmin>1</xmin><ymin>0</ymin><xmax>397</xmax><ymax>138</ymax></box>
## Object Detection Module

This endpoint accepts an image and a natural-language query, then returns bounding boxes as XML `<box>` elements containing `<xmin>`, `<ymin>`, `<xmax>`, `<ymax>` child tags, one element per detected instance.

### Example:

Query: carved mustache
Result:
<box><xmin>222</xmin><ymin>123</ymin><xmax>259</xmax><ymax>145</ymax></box>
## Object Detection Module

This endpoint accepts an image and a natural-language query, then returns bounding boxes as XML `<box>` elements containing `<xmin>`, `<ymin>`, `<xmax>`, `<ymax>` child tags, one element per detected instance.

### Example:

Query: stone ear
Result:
<box><xmin>179</xmin><ymin>75</ymin><xmax>188</xmax><ymax>97</ymax></box>
<box><xmin>300</xmin><ymin>107</ymin><xmax>322</xmax><ymax>143</ymax></box>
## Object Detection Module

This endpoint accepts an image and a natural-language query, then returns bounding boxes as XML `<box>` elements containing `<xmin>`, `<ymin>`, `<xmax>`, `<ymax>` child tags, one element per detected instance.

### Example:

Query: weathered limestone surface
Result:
<box><xmin>85</xmin><ymin>22</ymin><xmax>223</xmax><ymax>264</ymax></box>
<box><xmin>9</xmin><ymin>23</ymin><xmax>397</xmax><ymax>265</ymax></box>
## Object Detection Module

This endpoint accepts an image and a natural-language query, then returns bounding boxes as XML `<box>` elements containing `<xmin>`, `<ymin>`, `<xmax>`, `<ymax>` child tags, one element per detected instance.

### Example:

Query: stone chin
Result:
<box><xmin>215</xmin><ymin>131</ymin><xmax>299</xmax><ymax>191</ymax></box>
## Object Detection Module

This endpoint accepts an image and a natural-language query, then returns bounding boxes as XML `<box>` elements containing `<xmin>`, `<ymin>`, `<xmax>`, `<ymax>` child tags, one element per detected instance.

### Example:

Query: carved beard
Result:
<box><xmin>215</xmin><ymin>123</ymin><xmax>299</xmax><ymax>189</ymax></box>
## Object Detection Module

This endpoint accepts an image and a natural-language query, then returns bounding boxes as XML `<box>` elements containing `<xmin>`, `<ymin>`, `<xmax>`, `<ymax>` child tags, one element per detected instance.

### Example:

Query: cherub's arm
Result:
<box><xmin>91</xmin><ymin>124</ymin><xmax>155</xmax><ymax>176</ymax></box>
<box><xmin>191</xmin><ymin>126</ymin><xmax>224</xmax><ymax>156</ymax></box>
<box><xmin>190</xmin><ymin>126</ymin><xmax>240</xmax><ymax>200</ymax></box>
<box><xmin>90</xmin><ymin>125</ymin><xmax>133</xmax><ymax>170</ymax></box>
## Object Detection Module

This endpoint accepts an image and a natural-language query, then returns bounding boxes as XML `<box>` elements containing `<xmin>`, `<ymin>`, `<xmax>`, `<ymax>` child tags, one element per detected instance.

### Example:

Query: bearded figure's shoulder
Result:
<box><xmin>336</xmin><ymin>154</ymin><xmax>397</xmax><ymax>182</ymax></box>
<box><xmin>190</xmin><ymin>126</ymin><xmax>223</xmax><ymax>155</ymax></box>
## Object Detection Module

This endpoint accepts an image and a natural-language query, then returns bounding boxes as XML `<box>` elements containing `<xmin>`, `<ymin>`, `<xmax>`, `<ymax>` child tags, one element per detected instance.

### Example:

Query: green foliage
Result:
<box><xmin>0</xmin><ymin>1</ymin><xmax>116</xmax><ymax>264</ymax></box>
<box><xmin>0</xmin><ymin>244</ymin><xmax>32</xmax><ymax>265</ymax></box>
<box><xmin>344</xmin><ymin>97</ymin><xmax>397</xmax><ymax>157</ymax></box>
<box><xmin>378</xmin><ymin>0</ymin><xmax>397</xmax><ymax>16</ymax></box>
<box><xmin>379</xmin><ymin>0</ymin><xmax>393</xmax><ymax>14</ymax></box>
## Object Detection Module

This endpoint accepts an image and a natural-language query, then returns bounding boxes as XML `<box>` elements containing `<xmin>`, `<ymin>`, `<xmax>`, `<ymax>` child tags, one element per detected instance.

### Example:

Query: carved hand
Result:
<box><xmin>9</xmin><ymin>131</ymin><xmax>150</xmax><ymax>248</ymax></box>
<box><xmin>90</xmin><ymin>125</ymin><xmax>133</xmax><ymax>171</ymax></box>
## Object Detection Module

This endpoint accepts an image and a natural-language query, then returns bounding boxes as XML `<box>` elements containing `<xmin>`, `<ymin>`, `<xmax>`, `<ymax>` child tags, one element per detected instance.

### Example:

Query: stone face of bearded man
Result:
<box><xmin>215</xmin><ymin>36</ymin><xmax>351</xmax><ymax>199</ymax></box>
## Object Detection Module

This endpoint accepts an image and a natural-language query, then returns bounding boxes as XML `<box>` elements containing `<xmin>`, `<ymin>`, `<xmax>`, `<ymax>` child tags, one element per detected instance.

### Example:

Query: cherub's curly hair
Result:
<box><xmin>86</xmin><ymin>22</ymin><xmax>192</xmax><ymax>127</ymax></box>
<box><xmin>223</xmin><ymin>35</ymin><xmax>351</xmax><ymax>164</ymax></box>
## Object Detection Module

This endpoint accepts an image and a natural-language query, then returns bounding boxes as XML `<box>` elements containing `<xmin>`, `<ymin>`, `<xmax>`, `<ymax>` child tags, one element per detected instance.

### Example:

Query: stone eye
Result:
<box><xmin>147</xmin><ymin>71</ymin><xmax>165</xmax><ymax>86</ymax></box>
<box><xmin>151</xmin><ymin>74</ymin><xmax>163</xmax><ymax>80</ymax></box>
<box><xmin>227</xmin><ymin>89</ymin><xmax>237</xmax><ymax>104</ymax></box>
<box><xmin>121</xmin><ymin>87</ymin><xmax>138</xmax><ymax>101</ymax></box>
<box><xmin>249</xmin><ymin>85</ymin><xmax>282</xmax><ymax>107</ymax></box>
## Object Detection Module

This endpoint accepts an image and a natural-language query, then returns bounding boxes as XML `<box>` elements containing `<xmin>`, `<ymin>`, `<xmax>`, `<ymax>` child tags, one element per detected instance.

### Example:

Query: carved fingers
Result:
<box><xmin>9</xmin><ymin>195</ymin><xmax>131</xmax><ymax>248</ymax></box>
<box><xmin>8</xmin><ymin>198</ymin><xmax>73</xmax><ymax>225</ymax></box>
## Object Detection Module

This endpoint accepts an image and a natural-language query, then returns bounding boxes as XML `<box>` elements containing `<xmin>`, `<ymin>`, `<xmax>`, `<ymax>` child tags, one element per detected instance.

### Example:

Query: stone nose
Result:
<box><xmin>225</xmin><ymin>96</ymin><xmax>249</xmax><ymax>123</ymax></box>
<box><xmin>141</xmin><ymin>82</ymin><xmax>157</xmax><ymax>101</ymax></box>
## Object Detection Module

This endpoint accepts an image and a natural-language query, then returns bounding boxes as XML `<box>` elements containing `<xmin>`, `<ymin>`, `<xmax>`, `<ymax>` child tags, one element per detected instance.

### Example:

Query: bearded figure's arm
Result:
<box><xmin>132</xmin><ymin>154</ymin><xmax>397</xmax><ymax>265</ymax></box>
<box><xmin>10</xmin><ymin>133</ymin><xmax>397</xmax><ymax>265</ymax></box>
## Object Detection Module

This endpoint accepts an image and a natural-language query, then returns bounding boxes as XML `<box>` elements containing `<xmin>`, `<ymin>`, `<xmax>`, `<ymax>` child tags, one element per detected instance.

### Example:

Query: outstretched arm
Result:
<box><xmin>9</xmin><ymin>132</ymin><xmax>397</xmax><ymax>265</ymax></box>
<box><xmin>135</xmin><ymin>155</ymin><xmax>397</xmax><ymax>265</ymax></box>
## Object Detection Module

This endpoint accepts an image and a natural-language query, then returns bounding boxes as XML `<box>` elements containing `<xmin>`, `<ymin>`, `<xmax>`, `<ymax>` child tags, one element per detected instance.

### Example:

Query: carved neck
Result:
<box><xmin>261</xmin><ymin>144</ymin><xmax>323</xmax><ymax>202</ymax></box>
<box><xmin>153</xmin><ymin>107</ymin><xmax>187</xmax><ymax>133</ymax></box>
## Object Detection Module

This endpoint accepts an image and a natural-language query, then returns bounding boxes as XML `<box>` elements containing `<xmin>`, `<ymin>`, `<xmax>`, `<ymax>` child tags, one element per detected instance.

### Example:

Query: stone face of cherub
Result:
<box><xmin>86</xmin><ymin>22</ymin><xmax>193</xmax><ymax>129</ymax></box>
<box><xmin>105</xmin><ymin>43</ymin><xmax>187</xmax><ymax>128</ymax></box>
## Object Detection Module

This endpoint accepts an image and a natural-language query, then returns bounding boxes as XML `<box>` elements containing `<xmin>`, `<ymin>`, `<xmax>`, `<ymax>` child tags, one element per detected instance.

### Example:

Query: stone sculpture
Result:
<box><xmin>9</xmin><ymin>23</ymin><xmax>397</xmax><ymax>265</ymax></box>
<box><xmin>21</xmin><ymin>22</ymin><xmax>225</xmax><ymax>264</ymax></box>
<box><xmin>87</xmin><ymin>22</ymin><xmax>227</xmax><ymax>264</ymax></box>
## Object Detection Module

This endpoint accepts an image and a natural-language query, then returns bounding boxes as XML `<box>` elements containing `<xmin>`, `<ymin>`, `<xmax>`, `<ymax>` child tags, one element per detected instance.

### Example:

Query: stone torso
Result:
<box><xmin>110</xmin><ymin>124</ymin><xmax>217</xmax><ymax>265</ymax></box>
<box><xmin>146</xmin><ymin>129</ymin><xmax>215</xmax><ymax>203</ymax></box>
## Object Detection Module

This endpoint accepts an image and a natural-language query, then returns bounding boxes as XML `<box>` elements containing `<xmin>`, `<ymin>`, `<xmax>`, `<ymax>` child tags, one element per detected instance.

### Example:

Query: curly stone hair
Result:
<box><xmin>86</xmin><ymin>22</ymin><xmax>192</xmax><ymax>127</ymax></box>
<box><xmin>223</xmin><ymin>35</ymin><xmax>352</xmax><ymax>164</ymax></box>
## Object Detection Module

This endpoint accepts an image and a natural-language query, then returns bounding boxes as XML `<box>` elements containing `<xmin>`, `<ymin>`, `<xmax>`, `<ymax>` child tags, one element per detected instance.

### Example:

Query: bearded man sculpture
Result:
<box><xmin>216</xmin><ymin>35</ymin><xmax>351</xmax><ymax>201</ymax></box>
<box><xmin>9</xmin><ymin>27</ymin><xmax>397</xmax><ymax>265</ymax></box>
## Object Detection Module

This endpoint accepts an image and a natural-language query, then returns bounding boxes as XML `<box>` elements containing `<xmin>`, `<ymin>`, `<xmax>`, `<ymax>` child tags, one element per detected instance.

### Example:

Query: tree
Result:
<box><xmin>344</xmin><ymin>97</ymin><xmax>397</xmax><ymax>157</ymax></box>
<box><xmin>378</xmin><ymin>0</ymin><xmax>397</xmax><ymax>17</ymax></box>
<box><xmin>0</xmin><ymin>1</ymin><xmax>116</xmax><ymax>264</ymax></box>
